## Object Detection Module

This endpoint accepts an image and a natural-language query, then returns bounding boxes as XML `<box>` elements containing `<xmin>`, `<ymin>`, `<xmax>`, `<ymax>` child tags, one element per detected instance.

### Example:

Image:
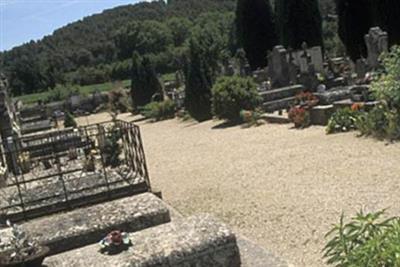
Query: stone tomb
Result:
<box><xmin>45</xmin><ymin>214</ymin><xmax>241</xmax><ymax>267</ymax></box>
<box><xmin>16</xmin><ymin>193</ymin><xmax>170</xmax><ymax>256</ymax></box>
<box><xmin>365</xmin><ymin>27</ymin><xmax>388</xmax><ymax>69</ymax></box>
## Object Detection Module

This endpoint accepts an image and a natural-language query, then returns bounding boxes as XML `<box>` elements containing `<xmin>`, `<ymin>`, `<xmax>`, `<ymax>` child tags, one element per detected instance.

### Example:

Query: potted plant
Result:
<box><xmin>99</xmin><ymin>230</ymin><xmax>131</xmax><ymax>255</ymax></box>
<box><xmin>0</xmin><ymin>220</ymin><xmax>49</xmax><ymax>267</ymax></box>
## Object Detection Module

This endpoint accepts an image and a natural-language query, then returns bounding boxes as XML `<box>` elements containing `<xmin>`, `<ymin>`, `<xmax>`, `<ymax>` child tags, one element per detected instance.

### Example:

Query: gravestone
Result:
<box><xmin>268</xmin><ymin>46</ymin><xmax>290</xmax><ymax>88</ymax></box>
<box><xmin>365</xmin><ymin>27</ymin><xmax>388</xmax><ymax>69</ymax></box>
<box><xmin>355</xmin><ymin>58</ymin><xmax>368</xmax><ymax>79</ymax></box>
<box><xmin>309</xmin><ymin>46</ymin><xmax>324</xmax><ymax>73</ymax></box>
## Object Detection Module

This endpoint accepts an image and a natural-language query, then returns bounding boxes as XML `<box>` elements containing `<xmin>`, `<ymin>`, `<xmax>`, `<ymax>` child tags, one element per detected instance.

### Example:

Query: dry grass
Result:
<box><xmin>79</xmin><ymin>113</ymin><xmax>400</xmax><ymax>267</ymax></box>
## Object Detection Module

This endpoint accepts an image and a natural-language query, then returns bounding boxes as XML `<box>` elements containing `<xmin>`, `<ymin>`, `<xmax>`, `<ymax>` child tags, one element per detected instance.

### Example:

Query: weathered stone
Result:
<box><xmin>44</xmin><ymin>214</ymin><xmax>241</xmax><ymax>267</ymax></box>
<box><xmin>365</xmin><ymin>27</ymin><xmax>388</xmax><ymax>69</ymax></box>
<box><xmin>260</xmin><ymin>85</ymin><xmax>304</xmax><ymax>102</ymax></box>
<box><xmin>268</xmin><ymin>46</ymin><xmax>290</xmax><ymax>88</ymax></box>
<box><xmin>310</xmin><ymin>105</ymin><xmax>334</xmax><ymax>126</ymax></box>
<box><xmin>21</xmin><ymin>192</ymin><xmax>170</xmax><ymax>256</ymax></box>
<box><xmin>314</xmin><ymin>87</ymin><xmax>351</xmax><ymax>105</ymax></box>
<box><xmin>262</xmin><ymin>96</ymin><xmax>296</xmax><ymax>113</ymax></box>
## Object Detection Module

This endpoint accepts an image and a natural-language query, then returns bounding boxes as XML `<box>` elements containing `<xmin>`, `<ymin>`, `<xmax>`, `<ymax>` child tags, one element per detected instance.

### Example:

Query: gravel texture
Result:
<box><xmin>79</xmin><ymin>113</ymin><xmax>400</xmax><ymax>267</ymax></box>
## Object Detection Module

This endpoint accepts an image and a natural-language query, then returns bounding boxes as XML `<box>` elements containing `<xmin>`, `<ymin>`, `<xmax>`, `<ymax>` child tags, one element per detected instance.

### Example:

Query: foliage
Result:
<box><xmin>235</xmin><ymin>0</ymin><xmax>277</xmax><ymax>69</ymax></box>
<box><xmin>288</xmin><ymin>107</ymin><xmax>310</xmax><ymax>128</ymax></box>
<box><xmin>64</xmin><ymin>112</ymin><xmax>78</xmax><ymax>128</ymax></box>
<box><xmin>131</xmin><ymin>52</ymin><xmax>162</xmax><ymax>110</ymax></box>
<box><xmin>323</xmin><ymin>210</ymin><xmax>400</xmax><ymax>267</ymax></box>
<box><xmin>240</xmin><ymin>109</ymin><xmax>264</xmax><ymax>127</ymax></box>
<box><xmin>141</xmin><ymin>100</ymin><xmax>176</xmax><ymax>122</ymax></box>
<box><xmin>356</xmin><ymin>46</ymin><xmax>400</xmax><ymax>140</ymax></box>
<box><xmin>101</xmin><ymin>124</ymin><xmax>122</xmax><ymax>168</ymax></box>
<box><xmin>275</xmin><ymin>0</ymin><xmax>323</xmax><ymax>50</ymax></box>
<box><xmin>0</xmin><ymin>220</ymin><xmax>40</xmax><ymax>263</ymax></box>
<box><xmin>184</xmin><ymin>22</ymin><xmax>226</xmax><ymax>121</ymax></box>
<box><xmin>0</xmin><ymin>0</ymin><xmax>236</xmax><ymax>95</ymax></box>
<box><xmin>326</xmin><ymin>108</ymin><xmax>358</xmax><ymax>134</ymax></box>
<box><xmin>45</xmin><ymin>84</ymin><xmax>80</xmax><ymax>103</ymax></box>
<box><xmin>211</xmin><ymin>76</ymin><xmax>261</xmax><ymax>122</ymax></box>
<box><xmin>108</xmin><ymin>86</ymin><xmax>130</xmax><ymax>114</ymax></box>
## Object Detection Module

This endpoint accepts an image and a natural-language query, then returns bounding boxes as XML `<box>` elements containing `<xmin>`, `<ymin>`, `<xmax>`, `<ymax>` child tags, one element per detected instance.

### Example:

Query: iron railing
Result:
<box><xmin>0</xmin><ymin>120</ymin><xmax>150</xmax><ymax>222</ymax></box>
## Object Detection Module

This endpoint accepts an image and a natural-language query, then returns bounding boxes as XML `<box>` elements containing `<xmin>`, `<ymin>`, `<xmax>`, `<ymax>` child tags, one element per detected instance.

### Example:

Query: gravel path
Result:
<box><xmin>79</xmin><ymin>113</ymin><xmax>400</xmax><ymax>267</ymax></box>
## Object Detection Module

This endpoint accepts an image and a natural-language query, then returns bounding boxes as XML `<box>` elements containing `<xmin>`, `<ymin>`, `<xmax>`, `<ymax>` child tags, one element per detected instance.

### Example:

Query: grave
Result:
<box><xmin>365</xmin><ymin>27</ymin><xmax>388</xmax><ymax>69</ymax></box>
<box><xmin>44</xmin><ymin>214</ymin><xmax>241</xmax><ymax>267</ymax></box>
<box><xmin>19</xmin><ymin>193</ymin><xmax>170</xmax><ymax>255</ymax></box>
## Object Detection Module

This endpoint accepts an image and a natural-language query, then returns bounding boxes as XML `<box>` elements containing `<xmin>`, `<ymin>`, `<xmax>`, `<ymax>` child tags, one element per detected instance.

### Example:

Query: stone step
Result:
<box><xmin>21</xmin><ymin>192</ymin><xmax>170</xmax><ymax>256</ymax></box>
<box><xmin>262</xmin><ymin>96</ymin><xmax>296</xmax><ymax>113</ymax></box>
<box><xmin>44</xmin><ymin>214</ymin><xmax>241</xmax><ymax>267</ymax></box>
<box><xmin>259</xmin><ymin>85</ymin><xmax>304</xmax><ymax>102</ymax></box>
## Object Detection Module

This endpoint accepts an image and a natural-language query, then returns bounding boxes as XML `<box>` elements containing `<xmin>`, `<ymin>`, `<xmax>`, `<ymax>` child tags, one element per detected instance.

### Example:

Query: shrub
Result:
<box><xmin>323</xmin><ymin>210</ymin><xmax>400</xmax><ymax>267</ymax></box>
<box><xmin>108</xmin><ymin>87</ymin><xmax>130</xmax><ymax>114</ymax></box>
<box><xmin>288</xmin><ymin>106</ymin><xmax>310</xmax><ymax>128</ymax></box>
<box><xmin>211</xmin><ymin>76</ymin><xmax>261</xmax><ymax>122</ymax></box>
<box><xmin>141</xmin><ymin>100</ymin><xmax>176</xmax><ymax>121</ymax></box>
<box><xmin>45</xmin><ymin>84</ymin><xmax>80</xmax><ymax>103</ymax></box>
<box><xmin>326</xmin><ymin>108</ymin><xmax>358</xmax><ymax>134</ymax></box>
<box><xmin>64</xmin><ymin>112</ymin><xmax>77</xmax><ymax>128</ymax></box>
<box><xmin>240</xmin><ymin>109</ymin><xmax>263</xmax><ymax>127</ymax></box>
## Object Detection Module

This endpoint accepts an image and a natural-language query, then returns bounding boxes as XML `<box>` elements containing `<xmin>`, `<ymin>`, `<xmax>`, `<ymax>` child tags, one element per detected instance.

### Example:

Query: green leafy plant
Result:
<box><xmin>211</xmin><ymin>76</ymin><xmax>262</xmax><ymax>122</ymax></box>
<box><xmin>64</xmin><ymin>112</ymin><xmax>78</xmax><ymax>128</ymax></box>
<box><xmin>323</xmin><ymin>210</ymin><xmax>400</xmax><ymax>267</ymax></box>
<box><xmin>326</xmin><ymin>108</ymin><xmax>358</xmax><ymax>134</ymax></box>
<box><xmin>101</xmin><ymin>125</ymin><xmax>122</xmax><ymax>168</ymax></box>
<box><xmin>141</xmin><ymin>99</ymin><xmax>176</xmax><ymax>122</ymax></box>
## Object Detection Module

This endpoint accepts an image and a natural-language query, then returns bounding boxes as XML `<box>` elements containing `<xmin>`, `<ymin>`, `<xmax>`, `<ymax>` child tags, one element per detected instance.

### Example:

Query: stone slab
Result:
<box><xmin>263</xmin><ymin>96</ymin><xmax>296</xmax><ymax>113</ymax></box>
<box><xmin>260</xmin><ymin>85</ymin><xmax>304</xmax><ymax>102</ymax></box>
<box><xmin>310</xmin><ymin>105</ymin><xmax>334</xmax><ymax>126</ymax></box>
<box><xmin>22</xmin><ymin>192</ymin><xmax>170</xmax><ymax>256</ymax></box>
<box><xmin>44</xmin><ymin>214</ymin><xmax>240</xmax><ymax>267</ymax></box>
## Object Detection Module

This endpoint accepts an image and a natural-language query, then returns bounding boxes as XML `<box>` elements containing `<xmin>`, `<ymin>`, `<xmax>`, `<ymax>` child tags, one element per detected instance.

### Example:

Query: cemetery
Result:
<box><xmin>1</xmin><ymin>0</ymin><xmax>400</xmax><ymax>266</ymax></box>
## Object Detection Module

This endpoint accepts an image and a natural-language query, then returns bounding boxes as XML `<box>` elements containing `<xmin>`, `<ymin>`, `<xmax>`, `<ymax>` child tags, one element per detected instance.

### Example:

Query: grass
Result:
<box><xmin>14</xmin><ymin>72</ymin><xmax>176</xmax><ymax>105</ymax></box>
<box><xmin>15</xmin><ymin>79</ymin><xmax>131</xmax><ymax>105</ymax></box>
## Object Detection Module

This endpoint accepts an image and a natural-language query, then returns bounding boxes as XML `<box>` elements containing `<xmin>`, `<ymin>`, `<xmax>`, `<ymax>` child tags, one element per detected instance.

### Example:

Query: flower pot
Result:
<box><xmin>0</xmin><ymin>246</ymin><xmax>49</xmax><ymax>267</ymax></box>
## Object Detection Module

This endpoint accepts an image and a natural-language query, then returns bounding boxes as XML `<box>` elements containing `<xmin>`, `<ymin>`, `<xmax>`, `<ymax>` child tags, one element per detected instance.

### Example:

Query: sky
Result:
<box><xmin>0</xmin><ymin>0</ymin><xmax>148</xmax><ymax>51</ymax></box>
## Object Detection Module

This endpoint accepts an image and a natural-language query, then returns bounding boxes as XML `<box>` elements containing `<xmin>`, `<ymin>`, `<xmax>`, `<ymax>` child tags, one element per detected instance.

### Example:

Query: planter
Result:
<box><xmin>0</xmin><ymin>246</ymin><xmax>49</xmax><ymax>267</ymax></box>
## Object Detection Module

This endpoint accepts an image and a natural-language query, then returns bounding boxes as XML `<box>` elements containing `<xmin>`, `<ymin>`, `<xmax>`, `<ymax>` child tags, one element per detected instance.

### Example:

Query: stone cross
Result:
<box><xmin>365</xmin><ymin>27</ymin><xmax>388</xmax><ymax>69</ymax></box>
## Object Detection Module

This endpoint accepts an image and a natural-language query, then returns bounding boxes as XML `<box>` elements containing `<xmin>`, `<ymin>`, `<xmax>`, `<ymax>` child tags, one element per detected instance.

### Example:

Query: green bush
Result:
<box><xmin>324</xmin><ymin>210</ymin><xmax>400</xmax><ymax>267</ymax></box>
<box><xmin>64</xmin><ymin>112</ymin><xmax>77</xmax><ymax>128</ymax></box>
<box><xmin>357</xmin><ymin>45</ymin><xmax>400</xmax><ymax>140</ymax></box>
<box><xmin>211</xmin><ymin>76</ymin><xmax>261</xmax><ymax>122</ymax></box>
<box><xmin>141</xmin><ymin>100</ymin><xmax>176</xmax><ymax>121</ymax></box>
<box><xmin>326</xmin><ymin>108</ymin><xmax>358</xmax><ymax>134</ymax></box>
<box><xmin>46</xmin><ymin>84</ymin><xmax>80</xmax><ymax>103</ymax></box>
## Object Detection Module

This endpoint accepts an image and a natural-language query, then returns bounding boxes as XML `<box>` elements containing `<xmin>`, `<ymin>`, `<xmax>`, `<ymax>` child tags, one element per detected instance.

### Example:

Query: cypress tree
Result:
<box><xmin>236</xmin><ymin>0</ymin><xmax>277</xmax><ymax>70</ymax></box>
<box><xmin>371</xmin><ymin>0</ymin><xmax>400</xmax><ymax>47</ymax></box>
<box><xmin>184</xmin><ymin>24</ymin><xmax>224</xmax><ymax>121</ymax></box>
<box><xmin>130</xmin><ymin>52</ymin><xmax>161</xmax><ymax>109</ymax></box>
<box><xmin>276</xmin><ymin>0</ymin><xmax>323</xmax><ymax>50</ymax></box>
<box><xmin>336</xmin><ymin>0</ymin><xmax>374</xmax><ymax>60</ymax></box>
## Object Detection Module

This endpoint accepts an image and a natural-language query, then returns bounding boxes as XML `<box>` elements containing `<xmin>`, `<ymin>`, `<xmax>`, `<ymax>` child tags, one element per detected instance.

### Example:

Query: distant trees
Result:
<box><xmin>275</xmin><ymin>0</ymin><xmax>323</xmax><ymax>50</ymax></box>
<box><xmin>130</xmin><ymin>52</ymin><xmax>162</xmax><ymax>109</ymax></box>
<box><xmin>235</xmin><ymin>0</ymin><xmax>277</xmax><ymax>70</ymax></box>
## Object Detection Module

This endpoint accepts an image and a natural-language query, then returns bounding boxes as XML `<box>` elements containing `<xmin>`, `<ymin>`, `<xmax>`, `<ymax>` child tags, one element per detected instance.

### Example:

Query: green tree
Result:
<box><xmin>131</xmin><ymin>52</ymin><xmax>162</xmax><ymax>109</ymax></box>
<box><xmin>64</xmin><ymin>112</ymin><xmax>78</xmax><ymax>128</ymax></box>
<box><xmin>184</xmin><ymin>24</ymin><xmax>225</xmax><ymax>121</ymax></box>
<box><xmin>275</xmin><ymin>0</ymin><xmax>323</xmax><ymax>50</ymax></box>
<box><xmin>370</xmin><ymin>0</ymin><xmax>400</xmax><ymax>48</ymax></box>
<box><xmin>235</xmin><ymin>0</ymin><xmax>277</xmax><ymax>70</ymax></box>
<box><xmin>336</xmin><ymin>0</ymin><xmax>373</xmax><ymax>60</ymax></box>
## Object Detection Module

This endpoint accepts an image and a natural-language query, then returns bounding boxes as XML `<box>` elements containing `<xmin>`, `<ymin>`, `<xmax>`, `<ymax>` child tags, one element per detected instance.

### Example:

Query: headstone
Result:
<box><xmin>268</xmin><ymin>46</ymin><xmax>290</xmax><ymax>88</ymax></box>
<box><xmin>309</xmin><ymin>46</ymin><xmax>324</xmax><ymax>73</ymax></box>
<box><xmin>355</xmin><ymin>58</ymin><xmax>368</xmax><ymax>79</ymax></box>
<box><xmin>365</xmin><ymin>27</ymin><xmax>388</xmax><ymax>69</ymax></box>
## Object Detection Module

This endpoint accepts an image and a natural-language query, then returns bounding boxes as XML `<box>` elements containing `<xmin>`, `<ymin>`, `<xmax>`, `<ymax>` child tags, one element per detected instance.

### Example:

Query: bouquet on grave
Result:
<box><xmin>99</xmin><ymin>230</ymin><xmax>131</xmax><ymax>255</ymax></box>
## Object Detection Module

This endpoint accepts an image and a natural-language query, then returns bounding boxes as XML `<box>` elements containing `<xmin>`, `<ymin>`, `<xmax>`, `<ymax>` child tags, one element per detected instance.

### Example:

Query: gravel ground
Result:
<box><xmin>78</xmin><ymin>113</ymin><xmax>400</xmax><ymax>267</ymax></box>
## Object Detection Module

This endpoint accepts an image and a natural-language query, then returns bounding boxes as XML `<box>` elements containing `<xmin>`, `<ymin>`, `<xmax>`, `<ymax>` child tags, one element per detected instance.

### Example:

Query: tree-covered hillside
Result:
<box><xmin>0</xmin><ymin>0</ymin><xmax>236</xmax><ymax>96</ymax></box>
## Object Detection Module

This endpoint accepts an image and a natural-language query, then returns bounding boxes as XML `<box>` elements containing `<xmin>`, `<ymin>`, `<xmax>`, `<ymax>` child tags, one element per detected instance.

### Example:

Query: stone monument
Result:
<box><xmin>268</xmin><ymin>45</ymin><xmax>290</xmax><ymax>88</ymax></box>
<box><xmin>365</xmin><ymin>27</ymin><xmax>388</xmax><ymax>69</ymax></box>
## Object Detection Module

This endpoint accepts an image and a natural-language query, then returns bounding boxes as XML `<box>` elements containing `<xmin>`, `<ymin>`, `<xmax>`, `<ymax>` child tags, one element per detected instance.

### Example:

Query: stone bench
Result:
<box><xmin>44</xmin><ymin>214</ymin><xmax>241</xmax><ymax>267</ymax></box>
<box><xmin>21</xmin><ymin>192</ymin><xmax>170</xmax><ymax>256</ymax></box>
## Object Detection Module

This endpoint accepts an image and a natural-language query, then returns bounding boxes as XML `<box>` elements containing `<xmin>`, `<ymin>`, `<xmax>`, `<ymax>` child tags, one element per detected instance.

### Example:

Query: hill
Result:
<box><xmin>0</xmin><ymin>0</ymin><xmax>236</xmax><ymax>96</ymax></box>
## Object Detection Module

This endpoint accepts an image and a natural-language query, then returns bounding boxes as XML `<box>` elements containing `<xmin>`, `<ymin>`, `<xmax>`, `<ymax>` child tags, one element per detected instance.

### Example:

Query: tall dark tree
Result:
<box><xmin>235</xmin><ymin>0</ymin><xmax>277</xmax><ymax>70</ymax></box>
<box><xmin>370</xmin><ymin>0</ymin><xmax>400</xmax><ymax>48</ymax></box>
<box><xmin>184</xmin><ymin>24</ymin><xmax>225</xmax><ymax>121</ymax></box>
<box><xmin>276</xmin><ymin>0</ymin><xmax>323</xmax><ymax>50</ymax></box>
<box><xmin>336</xmin><ymin>0</ymin><xmax>374</xmax><ymax>60</ymax></box>
<box><xmin>130</xmin><ymin>52</ymin><xmax>161</xmax><ymax>109</ymax></box>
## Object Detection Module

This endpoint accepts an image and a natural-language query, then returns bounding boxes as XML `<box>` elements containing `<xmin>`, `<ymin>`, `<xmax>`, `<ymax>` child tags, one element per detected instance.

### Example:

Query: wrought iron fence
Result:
<box><xmin>0</xmin><ymin>120</ymin><xmax>150</xmax><ymax>222</ymax></box>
